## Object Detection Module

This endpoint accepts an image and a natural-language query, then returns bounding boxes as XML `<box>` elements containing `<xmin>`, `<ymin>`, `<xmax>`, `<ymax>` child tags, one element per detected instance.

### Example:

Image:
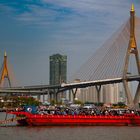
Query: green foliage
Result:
<box><xmin>74</xmin><ymin>100</ymin><xmax>83</xmax><ymax>105</ymax></box>
<box><xmin>17</xmin><ymin>96</ymin><xmax>41</xmax><ymax>106</ymax></box>
<box><xmin>95</xmin><ymin>102</ymin><xmax>104</xmax><ymax>107</ymax></box>
<box><xmin>0</xmin><ymin>102</ymin><xmax>4</xmax><ymax>108</ymax></box>
<box><xmin>112</xmin><ymin>103</ymin><xmax>118</xmax><ymax>106</ymax></box>
<box><xmin>84</xmin><ymin>101</ymin><xmax>94</xmax><ymax>104</ymax></box>
<box><xmin>50</xmin><ymin>99</ymin><xmax>56</xmax><ymax>106</ymax></box>
<box><xmin>0</xmin><ymin>96</ymin><xmax>41</xmax><ymax>108</ymax></box>
<box><xmin>117</xmin><ymin>102</ymin><xmax>126</xmax><ymax>108</ymax></box>
<box><xmin>112</xmin><ymin>102</ymin><xmax>126</xmax><ymax>108</ymax></box>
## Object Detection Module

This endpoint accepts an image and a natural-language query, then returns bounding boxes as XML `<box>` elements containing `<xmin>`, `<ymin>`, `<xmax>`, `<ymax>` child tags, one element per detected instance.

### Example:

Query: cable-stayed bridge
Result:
<box><xmin>1</xmin><ymin>4</ymin><xmax>140</xmax><ymax>107</ymax></box>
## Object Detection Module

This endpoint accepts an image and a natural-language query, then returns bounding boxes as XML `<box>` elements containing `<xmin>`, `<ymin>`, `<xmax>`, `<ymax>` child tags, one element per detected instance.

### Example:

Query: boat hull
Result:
<box><xmin>10</xmin><ymin>112</ymin><xmax>140</xmax><ymax>126</ymax></box>
<box><xmin>26</xmin><ymin>115</ymin><xmax>130</xmax><ymax>126</ymax></box>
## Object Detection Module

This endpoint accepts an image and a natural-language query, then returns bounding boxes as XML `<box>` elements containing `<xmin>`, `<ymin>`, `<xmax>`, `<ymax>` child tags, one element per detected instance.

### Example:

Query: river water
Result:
<box><xmin>0</xmin><ymin>112</ymin><xmax>140</xmax><ymax>140</ymax></box>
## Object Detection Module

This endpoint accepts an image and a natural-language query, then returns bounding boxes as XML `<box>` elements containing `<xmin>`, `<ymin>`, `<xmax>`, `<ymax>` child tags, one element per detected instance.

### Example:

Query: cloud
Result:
<box><xmin>0</xmin><ymin>1</ymin><xmax>78</xmax><ymax>26</ymax></box>
<box><xmin>0</xmin><ymin>0</ymin><xmax>130</xmax><ymax>26</ymax></box>
<box><xmin>0</xmin><ymin>0</ymin><xmax>139</xmax><ymax>28</ymax></box>
<box><xmin>0</xmin><ymin>3</ymin><xmax>17</xmax><ymax>15</ymax></box>
<box><xmin>41</xmin><ymin>0</ymin><xmax>129</xmax><ymax>14</ymax></box>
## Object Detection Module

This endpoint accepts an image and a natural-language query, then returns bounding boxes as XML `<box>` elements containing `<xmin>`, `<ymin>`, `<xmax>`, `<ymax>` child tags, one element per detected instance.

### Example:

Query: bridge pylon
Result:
<box><xmin>0</xmin><ymin>52</ymin><xmax>11</xmax><ymax>87</ymax></box>
<box><xmin>123</xmin><ymin>4</ymin><xmax>140</xmax><ymax>107</ymax></box>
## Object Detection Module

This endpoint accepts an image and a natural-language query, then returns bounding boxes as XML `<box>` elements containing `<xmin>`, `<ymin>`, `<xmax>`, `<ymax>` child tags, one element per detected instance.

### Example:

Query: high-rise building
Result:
<box><xmin>49</xmin><ymin>54</ymin><xmax>67</xmax><ymax>85</ymax></box>
<box><xmin>72</xmin><ymin>80</ymin><xmax>121</xmax><ymax>104</ymax></box>
<box><xmin>102</xmin><ymin>84</ymin><xmax>119</xmax><ymax>104</ymax></box>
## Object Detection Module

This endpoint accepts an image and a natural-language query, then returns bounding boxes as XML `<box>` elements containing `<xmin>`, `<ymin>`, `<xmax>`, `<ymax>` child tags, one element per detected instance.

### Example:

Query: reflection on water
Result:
<box><xmin>1</xmin><ymin>112</ymin><xmax>140</xmax><ymax>140</ymax></box>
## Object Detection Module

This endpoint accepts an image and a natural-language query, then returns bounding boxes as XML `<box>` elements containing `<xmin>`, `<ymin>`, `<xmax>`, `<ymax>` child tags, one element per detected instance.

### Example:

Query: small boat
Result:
<box><xmin>9</xmin><ymin>111</ymin><xmax>140</xmax><ymax>126</ymax></box>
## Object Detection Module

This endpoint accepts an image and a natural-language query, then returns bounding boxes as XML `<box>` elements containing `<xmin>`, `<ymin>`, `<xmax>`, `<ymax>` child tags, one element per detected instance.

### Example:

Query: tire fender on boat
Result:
<box><xmin>27</xmin><ymin>108</ymin><xmax>32</xmax><ymax>112</ymax></box>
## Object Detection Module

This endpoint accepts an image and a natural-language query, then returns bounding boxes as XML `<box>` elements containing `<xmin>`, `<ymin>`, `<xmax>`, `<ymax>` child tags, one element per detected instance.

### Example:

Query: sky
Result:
<box><xmin>0</xmin><ymin>0</ymin><xmax>140</xmax><ymax>86</ymax></box>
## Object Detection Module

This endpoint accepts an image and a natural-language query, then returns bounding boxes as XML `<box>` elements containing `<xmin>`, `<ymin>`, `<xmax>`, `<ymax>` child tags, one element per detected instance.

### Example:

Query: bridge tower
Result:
<box><xmin>0</xmin><ymin>52</ymin><xmax>11</xmax><ymax>87</ymax></box>
<box><xmin>123</xmin><ymin>4</ymin><xmax>140</xmax><ymax>107</ymax></box>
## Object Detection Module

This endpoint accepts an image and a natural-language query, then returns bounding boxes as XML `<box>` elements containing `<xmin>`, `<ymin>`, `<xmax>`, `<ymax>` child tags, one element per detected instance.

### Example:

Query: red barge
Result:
<box><xmin>9</xmin><ymin>111</ymin><xmax>140</xmax><ymax>126</ymax></box>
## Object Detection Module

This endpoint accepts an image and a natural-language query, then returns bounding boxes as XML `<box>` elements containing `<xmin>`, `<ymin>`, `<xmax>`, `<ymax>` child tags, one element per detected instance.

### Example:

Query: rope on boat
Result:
<box><xmin>0</xmin><ymin>116</ymin><xmax>26</xmax><ymax>126</ymax></box>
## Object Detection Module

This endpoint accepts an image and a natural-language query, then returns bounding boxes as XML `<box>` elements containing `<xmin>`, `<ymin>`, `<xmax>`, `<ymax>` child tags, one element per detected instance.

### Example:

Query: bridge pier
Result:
<box><xmin>133</xmin><ymin>82</ymin><xmax>140</xmax><ymax>107</ymax></box>
<box><xmin>123</xmin><ymin>80</ymin><xmax>134</xmax><ymax>107</ymax></box>
<box><xmin>37</xmin><ymin>95</ymin><xmax>41</xmax><ymax>102</ymax></box>
<box><xmin>71</xmin><ymin>88</ymin><xmax>78</xmax><ymax>102</ymax></box>
<box><xmin>95</xmin><ymin>85</ymin><xmax>101</xmax><ymax>103</ymax></box>
<box><xmin>49</xmin><ymin>92</ymin><xmax>53</xmax><ymax>102</ymax></box>
<box><xmin>46</xmin><ymin>90</ymin><xmax>53</xmax><ymax>103</ymax></box>
<box><xmin>42</xmin><ymin>93</ymin><xmax>45</xmax><ymax>103</ymax></box>
<box><xmin>53</xmin><ymin>91</ymin><xmax>57</xmax><ymax>103</ymax></box>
